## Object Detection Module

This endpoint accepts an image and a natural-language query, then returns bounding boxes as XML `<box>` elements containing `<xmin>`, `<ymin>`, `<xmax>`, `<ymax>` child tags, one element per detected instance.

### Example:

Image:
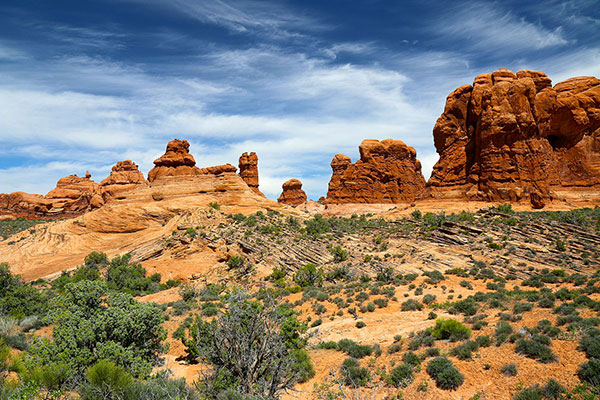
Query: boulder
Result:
<box><xmin>326</xmin><ymin>139</ymin><xmax>426</xmax><ymax>204</ymax></box>
<box><xmin>277</xmin><ymin>179</ymin><xmax>307</xmax><ymax>205</ymax></box>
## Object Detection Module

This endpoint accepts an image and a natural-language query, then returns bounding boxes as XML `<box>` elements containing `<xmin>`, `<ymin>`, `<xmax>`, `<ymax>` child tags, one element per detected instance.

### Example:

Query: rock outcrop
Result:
<box><xmin>147</xmin><ymin>139</ymin><xmax>202</xmax><ymax>183</ymax></box>
<box><xmin>326</xmin><ymin>139</ymin><xmax>426</xmax><ymax>204</ymax></box>
<box><xmin>428</xmin><ymin>68</ymin><xmax>600</xmax><ymax>207</ymax></box>
<box><xmin>44</xmin><ymin>174</ymin><xmax>105</xmax><ymax>215</ymax></box>
<box><xmin>277</xmin><ymin>179</ymin><xmax>307</xmax><ymax>205</ymax></box>
<box><xmin>100</xmin><ymin>160</ymin><xmax>148</xmax><ymax>199</ymax></box>
<box><xmin>238</xmin><ymin>152</ymin><xmax>263</xmax><ymax>195</ymax></box>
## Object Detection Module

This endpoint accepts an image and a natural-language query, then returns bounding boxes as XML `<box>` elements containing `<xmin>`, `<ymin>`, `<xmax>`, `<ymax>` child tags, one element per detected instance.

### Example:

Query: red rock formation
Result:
<box><xmin>100</xmin><ymin>160</ymin><xmax>148</xmax><ymax>199</ymax></box>
<box><xmin>277</xmin><ymin>179</ymin><xmax>307</xmax><ymax>205</ymax></box>
<box><xmin>238</xmin><ymin>152</ymin><xmax>263</xmax><ymax>195</ymax></box>
<box><xmin>147</xmin><ymin>139</ymin><xmax>202</xmax><ymax>182</ymax></box>
<box><xmin>45</xmin><ymin>174</ymin><xmax>105</xmax><ymax>215</ymax></box>
<box><xmin>0</xmin><ymin>192</ymin><xmax>52</xmax><ymax>218</ymax></box>
<box><xmin>429</xmin><ymin>69</ymin><xmax>600</xmax><ymax>208</ymax></box>
<box><xmin>326</xmin><ymin>139</ymin><xmax>426</xmax><ymax>204</ymax></box>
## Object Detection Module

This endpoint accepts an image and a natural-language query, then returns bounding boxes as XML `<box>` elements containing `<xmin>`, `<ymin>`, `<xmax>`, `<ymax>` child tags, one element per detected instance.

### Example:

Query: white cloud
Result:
<box><xmin>437</xmin><ymin>2</ymin><xmax>570</xmax><ymax>53</ymax></box>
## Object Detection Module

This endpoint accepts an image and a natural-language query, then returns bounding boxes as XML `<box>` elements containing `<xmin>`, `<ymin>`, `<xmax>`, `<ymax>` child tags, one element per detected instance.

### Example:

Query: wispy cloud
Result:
<box><xmin>436</xmin><ymin>2</ymin><xmax>570</xmax><ymax>54</ymax></box>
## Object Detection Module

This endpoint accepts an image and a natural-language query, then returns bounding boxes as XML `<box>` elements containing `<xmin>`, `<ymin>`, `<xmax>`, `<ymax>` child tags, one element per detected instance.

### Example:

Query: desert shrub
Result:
<box><xmin>423</xmin><ymin>270</ymin><xmax>445</xmax><ymax>285</ymax></box>
<box><xmin>513</xmin><ymin>385</ymin><xmax>543</xmax><ymax>400</ymax></box>
<box><xmin>388</xmin><ymin>363</ymin><xmax>414</xmax><ymax>388</ymax></box>
<box><xmin>451</xmin><ymin>340</ymin><xmax>479</xmax><ymax>360</ymax></box>
<box><xmin>426</xmin><ymin>356</ymin><xmax>464</xmax><ymax>390</ymax></box>
<box><xmin>341</xmin><ymin>358</ymin><xmax>371</xmax><ymax>387</ymax></box>
<box><xmin>27</xmin><ymin>280</ymin><xmax>167</xmax><ymax>379</ymax></box>
<box><xmin>226</xmin><ymin>256</ymin><xmax>246</xmax><ymax>270</ymax></box>
<box><xmin>431</xmin><ymin>319</ymin><xmax>471</xmax><ymax>341</ymax></box>
<box><xmin>78</xmin><ymin>360</ymin><xmax>133</xmax><ymax>400</ymax></box>
<box><xmin>541</xmin><ymin>379</ymin><xmax>566</xmax><ymax>399</ymax></box>
<box><xmin>515</xmin><ymin>338</ymin><xmax>556</xmax><ymax>363</ymax></box>
<box><xmin>402</xmin><ymin>351</ymin><xmax>421</xmax><ymax>368</ymax></box>
<box><xmin>579</xmin><ymin>334</ymin><xmax>600</xmax><ymax>359</ymax></box>
<box><xmin>201</xmin><ymin>302</ymin><xmax>220</xmax><ymax>317</ymax></box>
<box><xmin>105</xmin><ymin>254</ymin><xmax>160</xmax><ymax>296</ymax></box>
<box><xmin>294</xmin><ymin>264</ymin><xmax>323</xmax><ymax>288</ymax></box>
<box><xmin>423</xmin><ymin>294</ymin><xmax>436</xmax><ymax>305</ymax></box>
<box><xmin>501</xmin><ymin>363</ymin><xmax>517</xmax><ymax>376</ymax></box>
<box><xmin>337</xmin><ymin>339</ymin><xmax>372</xmax><ymax>358</ymax></box>
<box><xmin>577</xmin><ymin>358</ymin><xmax>600</xmax><ymax>386</ymax></box>
<box><xmin>401</xmin><ymin>299</ymin><xmax>423</xmax><ymax>311</ymax></box>
<box><xmin>449</xmin><ymin>298</ymin><xmax>477</xmax><ymax>316</ymax></box>
<box><xmin>475</xmin><ymin>335</ymin><xmax>491</xmax><ymax>347</ymax></box>
<box><xmin>329</xmin><ymin>246</ymin><xmax>349</xmax><ymax>263</ymax></box>
<box><xmin>495</xmin><ymin>321</ymin><xmax>514</xmax><ymax>345</ymax></box>
<box><xmin>124</xmin><ymin>374</ymin><xmax>199</xmax><ymax>399</ymax></box>
<box><xmin>0</xmin><ymin>264</ymin><xmax>49</xmax><ymax>319</ymax></box>
<box><xmin>355</xmin><ymin>321</ymin><xmax>366</xmax><ymax>329</ymax></box>
<box><xmin>179</xmin><ymin>283</ymin><xmax>200</xmax><ymax>302</ymax></box>
<box><xmin>388</xmin><ymin>343</ymin><xmax>402</xmax><ymax>354</ymax></box>
<box><xmin>179</xmin><ymin>290</ymin><xmax>310</xmax><ymax>398</ymax></box>
<box><xmin>424</xmin><ymin>347</ymin><xmax>440</xmax><ymax>358</ymax></box>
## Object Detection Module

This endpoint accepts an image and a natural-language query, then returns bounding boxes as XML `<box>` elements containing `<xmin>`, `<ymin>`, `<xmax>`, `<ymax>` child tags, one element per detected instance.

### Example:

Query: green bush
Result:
<box><xmin>293</xmin><ymin>264</ymin><xmax>323</xmax><ymax>288</ymax></box>
<box><xmin>402</xmin><ymin>351</ymin><xmax>421</xmax><ymax>368</ymax></box>
<box><xmin>388</xmin><ymin>363</ymin><xmax>413</xmax><ymax>388</ymax></box>
<box><xmin>337</xmin><ymin>339</ymin><xmax>372</xmax><ymax>358</ymax></box>
<box><xmin>577</xmin><ymin>358</ymin><xmax>600</xmax><ymax>386</ymax></box>
<box><xmin>426</xmin><ymin>356</ymin><xmax>464</xmax><ymax>390</ymax></box>
<box><xmin>329</xmin><ymin>246</ymin><xmax>349</xmax><ymax>263</ymax></box>
<box><xmin>515</xmin><ymin>338</ymin><xmax>556</xmax><ymax>363</ymax></box>
<box><xmin>451</xmin><ymin>340</ymin><xmax>479</xmax><ymax>360</ymax></box>
<box><xmin>431</xmin><ymin>319</ymin><xmax>471</xmax><ymax>341</ymax></box>
<box><xmin>79</xmin><ymin>360</ymin><xmax>133</xmax><ymax>400</ymax></box>
<box><xmin>501</xmin><ymin>363</ymin><xmax>517</xmax><ymax>376</ymax></box>
<box><xmin>513</xmin><ymin>385</ymin><xmax>543</xmax><ymax>400</ymax></box>
<box><xmin>27</xmin><ymin>280</ymin><xmax>167</xmax><ymax>379</ymax></box>
<box><xmin>105</xmin><ymin>254</ymin><xmax>160</xmax><ymax>296</ymax></box>
<box><xmin>341</xmin><ymin>357</ymin><xmax>371</xmax><ymax>387</ymax></box>
<box><xmin>401</xmin><ymin>299</ymin><xmax>423</xmax><ymax>311</ymax></box>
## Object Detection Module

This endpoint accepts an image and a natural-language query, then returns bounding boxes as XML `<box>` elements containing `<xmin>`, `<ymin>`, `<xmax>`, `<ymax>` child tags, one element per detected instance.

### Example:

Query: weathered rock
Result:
<box><xmin>45</xmin><ymin>175</ymin><xmax>105</xmax><ymax>215</ymax></box>
<box><xmin>278</xmin><ymin>179</ymin><xmax>307</xmax><ymax>205</ymax></box>
<box><xmin>326</xmin><ymin>139</ymin><xmax>426</xmax><ymax>204</ymax></box>
<box><xmin>100</xmin><ymin>160</ymin><xmax>147</xmax><ymax>199</ymax></box>
<box><xmin>199</xmin><ymin>164</ymin><xmax>237</xmax><ymax>175</ymax></box>
<box><xmin>0</xmin><ymin>192</ymin><xmax>52</xmax><ymax>218</ymax></box>
<box><xmin>428</xmin><ymin>69</ymin><xmax>600</xmax><ymax>207</ymax></box>
<box><xmin>238</xmin><ymin>152</ymin><xmax>263</xmax><ymax>195</ymax></box>
<box><xmin>147</xmin><ymin>139</ymin><xmax>201</xmax><ymax>182</ymax></box>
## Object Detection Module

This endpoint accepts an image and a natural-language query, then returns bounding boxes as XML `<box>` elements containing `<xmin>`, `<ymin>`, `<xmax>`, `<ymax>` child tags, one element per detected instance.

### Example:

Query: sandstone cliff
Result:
<box><xmin>429</xmin><ymin>68</ymin><xmax>600</xmax><ymax>208</ymax></box>
<box><xmin>277</xmin><ymin>179</ymin><xmax>307</xmax><ymax>205</ymax></box>
<box><xmin>100</xmin><ymin>160</ymin><xmax>148</xmax><ymax>199</ymax></box>
<box><xmin>325</xmin><ymin>139</ymin><xmax>426</xmax><ymax>204</ymax></box>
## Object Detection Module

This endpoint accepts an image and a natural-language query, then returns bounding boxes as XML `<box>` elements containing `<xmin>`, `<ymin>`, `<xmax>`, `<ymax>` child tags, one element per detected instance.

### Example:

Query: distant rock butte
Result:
<box><xmin>100</xmin><ymin>160</ymin><xmax>148</xmax><ymax>199</ymax></box>
<box><xmin>326</xmin><ymin>139</ymin><xmax>426</xmax><ymax>204</ymax></box>
<box><xmin>238</xmin><ymin>152</ymin><xmax>263</xmax><ymax>196</ymax></box>
<box><xmin>428</xmin><ymin>68</ymin><xmax>600</xmax><ymax>208</ymax></box>
<box><xmin>278</xmin><ymin>179</ymin><xmax>307</xmax><ymax>205</ymax></box>
<box><xmin>147</xmin><ymin>139</ymin><xmax>202</xmax><ymax>182</ymax></box>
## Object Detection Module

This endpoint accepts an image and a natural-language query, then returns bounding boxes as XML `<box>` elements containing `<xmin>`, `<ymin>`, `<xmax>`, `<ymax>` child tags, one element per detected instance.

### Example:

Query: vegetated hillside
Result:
<box><xmin>1</xmin><ymin>205</ymin><xmax>599</xmax><ymax>399</ymax></box>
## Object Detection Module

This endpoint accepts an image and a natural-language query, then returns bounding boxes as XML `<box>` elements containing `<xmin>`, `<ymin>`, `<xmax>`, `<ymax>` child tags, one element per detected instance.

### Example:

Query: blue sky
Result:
<box><xmin>1</xmin><ymin>0</ymin><xmax>599</xmax><ymax>200</ymax></box>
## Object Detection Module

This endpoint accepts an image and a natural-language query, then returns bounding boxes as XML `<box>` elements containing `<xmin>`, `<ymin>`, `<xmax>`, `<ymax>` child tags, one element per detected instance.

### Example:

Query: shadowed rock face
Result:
<box><xmin>238</xmin><ymin>152</ymin><xmax>263</xmax><ymax>196</ymax></box>
<box><xmin>278</xmin><ymin>179</ymin><xmax>307</xmax><ymax>206</ymax></box>
<box><xmin>429</xmin><ymin>68</ymin><xmax>600</xmax><ymax>208</ymax></box>
<box><xmin>326</xmin><ymin>139</ymin><xmax>427</xmax><ymax>204</ymax></box>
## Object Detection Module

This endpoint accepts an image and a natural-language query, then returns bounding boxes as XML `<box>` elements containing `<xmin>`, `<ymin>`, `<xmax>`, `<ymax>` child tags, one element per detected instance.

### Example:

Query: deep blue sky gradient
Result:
<box><xmin>1</xmin><ymin>0</ymin><xmax>599</xmax><ymax>198</ymax></box>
